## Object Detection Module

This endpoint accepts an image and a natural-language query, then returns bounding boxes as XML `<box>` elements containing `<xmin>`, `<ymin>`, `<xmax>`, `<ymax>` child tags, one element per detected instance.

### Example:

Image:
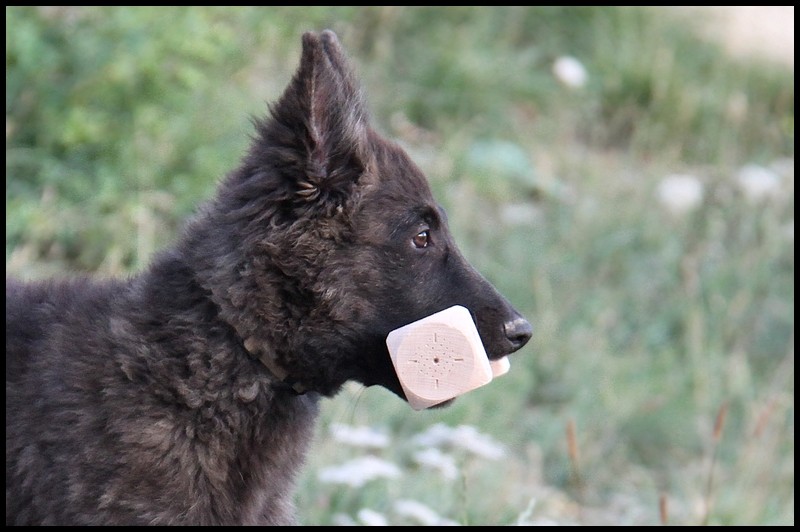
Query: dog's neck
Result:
<box><xmin>240</xmin><ymin>336</ymin><xmax>307</xmax><ymax>395</ymax></box>
<box><xmin>147</xmin><ymin>249</ymin><xmax>310</xmax><ymax>395</ymax></box>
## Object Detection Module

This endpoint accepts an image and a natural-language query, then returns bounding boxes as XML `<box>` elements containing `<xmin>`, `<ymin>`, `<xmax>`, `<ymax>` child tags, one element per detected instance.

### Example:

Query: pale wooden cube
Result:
<box><xmin>386</xmin><ymin>305</ymin><xmax>509</xmax><ymax>410</ymax></box>
<box><xmin>489</xmin><ymin>355</ymin><xmax>511</xmax><ymax>377</ymax></box>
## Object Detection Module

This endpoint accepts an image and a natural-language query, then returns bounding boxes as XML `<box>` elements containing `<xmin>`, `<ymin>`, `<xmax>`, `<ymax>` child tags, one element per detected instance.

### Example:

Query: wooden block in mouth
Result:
<box><xmin>386</xmin><ymin>305</ymin><xmax>510</xmax><ymax>410</ymax></box>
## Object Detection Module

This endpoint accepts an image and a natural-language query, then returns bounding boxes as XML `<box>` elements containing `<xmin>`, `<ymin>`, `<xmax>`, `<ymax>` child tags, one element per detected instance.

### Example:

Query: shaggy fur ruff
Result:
<box><xmin>6</xmin><ymin>30</ymin><xmax>531</xmax><ymax>525</ymax></box>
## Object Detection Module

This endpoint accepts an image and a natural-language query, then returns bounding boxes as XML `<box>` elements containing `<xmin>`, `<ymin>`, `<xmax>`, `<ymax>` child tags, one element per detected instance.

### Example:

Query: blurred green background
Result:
<box><xmin>6</xmin><ymin>6</ymin><xmax>794</xmax><ymax>525</ymax></box>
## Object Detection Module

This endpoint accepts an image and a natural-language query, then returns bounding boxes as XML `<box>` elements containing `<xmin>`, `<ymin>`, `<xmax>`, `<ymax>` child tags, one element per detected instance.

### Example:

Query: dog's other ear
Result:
<box><xmin>257</xmin><ymin>30</ymin><xmax>370</xmax><ymax>210</ymax></box>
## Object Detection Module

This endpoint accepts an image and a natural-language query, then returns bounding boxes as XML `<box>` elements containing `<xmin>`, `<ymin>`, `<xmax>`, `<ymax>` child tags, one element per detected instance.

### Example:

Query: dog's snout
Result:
<box><xmin>504</xmin><ymin>316</ymin><xmax>532</xmax><ymax>352</ymax></box>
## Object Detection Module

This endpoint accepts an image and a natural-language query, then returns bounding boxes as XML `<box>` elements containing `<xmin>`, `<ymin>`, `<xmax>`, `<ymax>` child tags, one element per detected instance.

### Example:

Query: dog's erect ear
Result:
<box><xmin>261</xmin><ymin>30</ymin><xmax>369</xmax><ymax>208</ymax></box>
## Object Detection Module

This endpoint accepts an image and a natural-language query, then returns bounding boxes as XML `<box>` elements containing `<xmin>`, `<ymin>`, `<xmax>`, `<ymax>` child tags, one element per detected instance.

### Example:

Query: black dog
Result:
<box><xmin>6</xmin><ymin>30</ymin><xmax>531</xmax><ymax>525</ymax></box>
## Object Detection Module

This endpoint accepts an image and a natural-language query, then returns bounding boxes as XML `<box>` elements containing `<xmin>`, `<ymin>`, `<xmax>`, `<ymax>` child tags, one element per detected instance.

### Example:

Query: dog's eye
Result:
<box><xmin>412</xmin><ymin>230</ymin><xmax>430</xmax><ymax>249</ymax></box>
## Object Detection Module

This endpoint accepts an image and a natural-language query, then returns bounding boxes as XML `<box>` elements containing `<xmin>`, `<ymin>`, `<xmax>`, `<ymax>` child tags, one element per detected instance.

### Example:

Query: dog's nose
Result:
<box><xmin>504</xmin><ymin>316</ymin><xmax>532</xmax><ymax>352</ymax></box>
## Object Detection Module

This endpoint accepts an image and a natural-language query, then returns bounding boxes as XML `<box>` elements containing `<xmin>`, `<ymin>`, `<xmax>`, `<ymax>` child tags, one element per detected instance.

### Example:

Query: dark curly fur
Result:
<box><xmin>6</xmin><ymin>30</ymin><xmax>531</xmax><ymax>525</ymax></box>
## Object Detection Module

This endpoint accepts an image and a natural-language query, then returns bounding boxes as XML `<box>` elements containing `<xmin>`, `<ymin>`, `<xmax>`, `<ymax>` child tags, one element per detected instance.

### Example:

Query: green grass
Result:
<box><xmin>6</xmin><ymin>6</ymin><xmax>794</xmax><ymax>525</ymax></box>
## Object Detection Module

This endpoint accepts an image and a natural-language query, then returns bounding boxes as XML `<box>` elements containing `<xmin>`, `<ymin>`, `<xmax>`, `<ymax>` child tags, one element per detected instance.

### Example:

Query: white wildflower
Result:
<box><xmin>357</xmin><ymin>508</ymin><xmax>389</xmax><ymax>526</ymax></box>
<box><xmin>451</xmin><ymin>425</ymin><xmax>506</xmax><ymax>459</ymax></box>
<box><xmin>331</xmin><ymin>513</ymin><xmax>357</xmax><ymax>526</ymax></box>
<box><xmin>411</xmin><ymin>423</ymin><xmax>457</xmax><ymax>447</ymax></box>
<box><xmin>656</xmin><ymin>174</ymin><xmax>704</xmax><ymax>214</ymax></box>
<box><xmin>412</xmin><ymin>447</ymin><xmax>458</xmax><ymax>480</ymax></box>
<box><xmin>735</xmin><ymin>164</ymin><xmax>781</xmax><ymax>201</ymax></box>
<box><xmin>317</xmin><ymin>456</ymin><xmax>402</xmax><ymax>488</ymax></box>
<box><xmin>411</xmin><ymin>423</ymin><xmax>506</xmax><ymax>460</ymax></box>
<box><xmin>330</xmin><ymin>423</ymin><xmax>390</xmax><ymax>448</ymax></box>
<box><xmin>394</xmin><ymin>499</ymin><xmax>461</xmax><ymax>526</ymax></box>
<box><xmin>552</xmin><ymin>56</ymin><xmax>588</xmax><ymax>89</ymax></box>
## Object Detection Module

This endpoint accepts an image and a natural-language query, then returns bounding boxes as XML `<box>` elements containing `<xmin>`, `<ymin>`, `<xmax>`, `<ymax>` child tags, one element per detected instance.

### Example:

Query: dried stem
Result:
<box><xmin>701</xmin><ymin>402</ymin><xmax>728</xmax><ymax>525</ymax></box>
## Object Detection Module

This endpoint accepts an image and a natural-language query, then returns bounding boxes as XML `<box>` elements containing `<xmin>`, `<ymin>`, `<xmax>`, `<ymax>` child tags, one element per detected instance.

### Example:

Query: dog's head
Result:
<box><xmin>194</xmin><ymin>31</ymin><xmax>531</xmax><ymax>401</ymax></box>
